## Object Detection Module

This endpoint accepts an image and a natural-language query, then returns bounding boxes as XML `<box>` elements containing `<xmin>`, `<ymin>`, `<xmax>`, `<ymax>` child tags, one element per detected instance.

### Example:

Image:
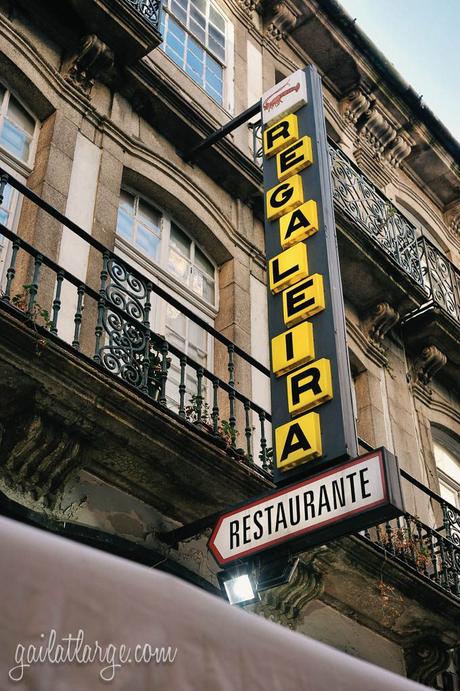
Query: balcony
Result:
<box><xmin>67</xmin><ymin>0</ymin><xmax>163</xmax><ymax>62</ymax></box>
<box><xmin>251</xmin><ymin>124</ymin><xmax>460</xmax><ymax>384</ymax></box>
<box><xmin>14</xmin><ymin>0</ymin><xmax>162</xmax><ymax>66</ymax></box>
<box><xmin>357</xmin><ymin>439</ymin><xmax>460</xmax><ymax>599</ymax></box>
<box><xmin>0</xmin><ymin>168</ymin><xmax>459</xmax><ymax>613</ymax></box>
<box><xmin>0</xmin><ymin>170</ymin><xmax>272</xmax><ymax>523</ymax></box>
<box><xmin>328</xmin><ymin>144</ymin><xmax>460</xmax><ymax>383</ymax></box>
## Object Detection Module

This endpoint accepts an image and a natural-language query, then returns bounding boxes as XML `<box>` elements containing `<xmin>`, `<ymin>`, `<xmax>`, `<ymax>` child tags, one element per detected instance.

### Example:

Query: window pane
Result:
<box><xmin>166</xmin><ymin>19</ymin><xmax>186</xmax><ymax>65</ymax></box>
<box><xmin>166</xmin><ymin>305</ymin><xmax>187</xmax><ymax>338</ymax></box>
<box><xmin>189</xmin><ymin>320</ymin><xmax>206</xmax><ymax>350</ymax></box>
<box><xmin>206</xmin><ymin>57</ymin><xmax>221</xmax><ymax>77</ymax></box>
<box><xmin>0</xmin><ymin>119</ymin><xmax>31</xmax><ymax>161</ymax></box>
<box><xmin>190</xmin><ymin>5</ymin><xmax>206</xmax><ymax>27</ymax></box>
<box><xmin>190</xmin><ymin>0</ymin><xmax>206</xmax><ymax>14</ymax></box>
<box><xmin>170</xmin><ymin>224</ymin><xmax>191</xmax><ymax>257</ymax></box>
<box><xmin>209</xmin><ymin>5</ymin><xmax>225</xmax><ymax>31</ymax></box>
<box><xmin>188</xmin><ymin>324</ymin><xmax>207</xmax><ymax>366</ymax></box>
<box><xmin>208</xmin><ymin>27</ymin><xmax>225</xmax><ymax>61</ymax></box>
<box><xmin>204</xmin><ymin>82</ymin><xmax>222</xmax><ymax>106</ymax></box>
<box><xmin>186</xmin><ymin>60</ymin><xmax>204</xmax><ymax>85</ymax></box>
<box><xmin>171</xmin><ymin>0</ymin><xmax>187</xmax><ymax>25</ymax></box>
<box><xmin>191</xmin><ymin>267</ymin><xmax>214</xmax><ymax>302</ymax></box>
<box><xmin>194</xmin><ymin>247</ymin><xmax>214</xmax><ymax>277</ymax></box>
<box><xmin>169</xmin><ymin>247</ymin><xmax>190</xmax><ymax>278</ymax></box>
<box><xmin>161</xmin><ymin>2</ymin><xmax>225</xmax><ymax>107</ymax></box>
<box><xmin>0</xmin><ymin>185</ymin><xmax>13</xmax><ymax>227</ymax></box>
<box><xmin>189</xmin><ymin>18</ymin><xmax>206</xmax><ymax>46</ymax></box>
<box><xmin>205</xmin><ymin>56</ymin><xmax>223</xmax><ymax>103</ymax></box>
<box><xmin>135</xmin><ymin>225</ymin><xmax>160</xmax><ymax>258</ymax></box>
<box><xmin>119</xmin><ymin>189</ymin><xmax>134</xmax><ymax>212</ymax></box>
<box><xmin>202</xmin><ymin>276</ymin><xmax>215</xmax><ymax>303</ymax></box>
<box><xmin>169</xmin><ymin>17</ymin><xmax>187</xmax><ymax>44</ymax></box>
<box><xmin>138</xmin><ymin>198</ymin><xmax>161</xmax><ymax>231</ymax></box>
<box><xmin>169</xmin><ymin>225</ymin><xmax>191</xmax><ymax>279</ymax></box>
<box><xmin>7</xmin><ymin>96</ymin><xmax>35</xmax><ymax>135</ymax></box>
<box><xmin>190</xmin><ymin>266</ymin><xmax>204</xmax><ymax>298</ymax></box>
<box><xmin>206</xmin><ymin>72</ymin><xmax>222</xmax><ymax>95</ymax></box>
<box><xmin>116</xmin><ymin>206</ymin><xmax>134</xmax><ymax>241</ymax></box>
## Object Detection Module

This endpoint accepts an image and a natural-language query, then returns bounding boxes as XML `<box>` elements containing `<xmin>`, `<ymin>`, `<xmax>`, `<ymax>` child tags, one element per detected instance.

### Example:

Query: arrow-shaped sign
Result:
<box><xmin>209</xmin><ymin>449</ymin><xmax>404</xmax><ymax>567</ymax></box>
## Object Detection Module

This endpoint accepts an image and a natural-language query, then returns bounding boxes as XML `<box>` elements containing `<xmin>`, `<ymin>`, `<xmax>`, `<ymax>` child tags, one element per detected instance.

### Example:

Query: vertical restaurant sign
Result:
<box><xmin>262</xmin><ymin>66</ymin><xmax>358</xmax><ymax>485</ymax></box>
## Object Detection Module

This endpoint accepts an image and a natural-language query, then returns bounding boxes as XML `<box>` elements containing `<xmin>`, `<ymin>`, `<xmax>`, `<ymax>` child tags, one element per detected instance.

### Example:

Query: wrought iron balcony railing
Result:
<box><xmin>0</xmin><ymin>169</ymin><xmax>459</xmax><ymax>601</ymax></box>
<box><xmin>251</xmin><ymin>121</ymin><xmax>460</xmax><ymax>327</ymax></box>
<box><xmin>125</xmin><ymin>0</ymin><xmax>161</xmax><ymax>29</ymax></box>
<box><xmin>357</xmin><ymin>439</ymin><xmax>460</xmax><ymax>599</ymax></box>
<box><xmin>0</xmin><ymin>171</ymin><xmax>271</xmax><ymax>476</ymax></box>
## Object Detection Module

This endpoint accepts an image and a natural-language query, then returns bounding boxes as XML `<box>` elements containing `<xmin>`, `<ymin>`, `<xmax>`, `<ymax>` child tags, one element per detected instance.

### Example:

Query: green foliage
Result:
<box><xmin>11</xmin><ymin>284</ymin><xmax>52</xmax><ymax>329</ymax></box>
<box><xmin>185</xmin><ymin>393</ymin><xmax>237</xmax><ymax>446</ymax></box>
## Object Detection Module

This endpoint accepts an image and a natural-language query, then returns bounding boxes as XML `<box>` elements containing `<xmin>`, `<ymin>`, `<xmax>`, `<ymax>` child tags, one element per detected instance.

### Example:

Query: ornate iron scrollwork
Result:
<box><xmin>125</xmin><ymin>0</ymin><xmax>161</xmax><ymax>28</ymax></box>
<box><xmin>106</xmin><ymin>258</ymin><xmax>149</xmax><ymax>322</ymax></box>
<box><xmin>444</xmin><ymin>503</ymin><xmax>460</xmax><ymax>548</ymax></box>
<box><xmin>328</xmin><ymin>144</ymin><xmax>424</xmax><ymax>286</ymax></box>
<box><xmin>98</xmin><ymin>257</ymin><xmax>151</xmax><ymax>391</ymax></box>
<box><xmin>418</xmin><ymin>237</ymin><xmax>460</xmax><ymax>320</ymax></box>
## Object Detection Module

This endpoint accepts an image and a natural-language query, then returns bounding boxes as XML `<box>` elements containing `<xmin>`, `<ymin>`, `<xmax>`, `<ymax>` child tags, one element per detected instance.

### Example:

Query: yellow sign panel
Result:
<box><xmin>279</xmin><ymin>200</ymin><xmax>319</xmax><ymax>249</ymax></box>
<box><xmin>275</xmin><ymin>412</ymin><xmax>322</xmax><ymax>470</ymax></box>
<box><xmin>263</xmin><ymin>114</ymin><xmax>299</xmax><ymax>158</ymax></box>
<box><xmin>271</xmin><ymin>321</ymin><xmax>315</xmax><ymax>377</ymax></box>
<box><xmin>269</xmin><ymin>243</ymin><xmax>308</xmax><ymax>294</ymax></box>
<box><xmin>266</xmin><ymin>174</ymin><xmax>303</xmax><ymax>221</ymax></box>
<box><xmin>276</xmin><ymin>136</ymin><xmax>313</xmax><ymax>182</ymax></box>
<box><xmin>287</xmin><ymin>358</ymin><xmax>333</xmax><ymax>415</ymax></box>
<box><xmin>283</xmin><ymin>273</ymin><xmax>325</xmax><ymax>327</ymax></box>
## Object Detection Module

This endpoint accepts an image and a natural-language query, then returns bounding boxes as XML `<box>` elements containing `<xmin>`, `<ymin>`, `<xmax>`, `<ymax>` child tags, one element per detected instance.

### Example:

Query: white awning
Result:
<box><xmin>0</xmin><ymin>516</ymin><xmax>427</xmax><ymax>690</ymax></box>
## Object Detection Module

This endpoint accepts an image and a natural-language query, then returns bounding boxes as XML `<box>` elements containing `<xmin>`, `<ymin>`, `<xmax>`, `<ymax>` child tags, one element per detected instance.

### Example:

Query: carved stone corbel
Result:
<box><xmin>413</xmin><ymin>345</ymin><xmax>447</xmax><ymax>386</ymax></box>
<box><xmin>386</xmin><ymin>132</ymin><xmax>413</xmax><ymax>168</ymax></box>
<box><xmin>0</xmin><ymin>413</ymin><xmax>85</xmax><ymax>506</ymax></box>
<box><xmin>404</xmin><ymin>637</ymin><xmax>452</xmax><ymax>688</ymax></box>
<box><xmin>252</xmin><ymin>561</ymin><xmax>323</xmax><ymax>628</ymax></box>
<box><xmin>361</xmin><ymin>106</ymin><xmax>397</xmax><ymax>155</ymax></box>
<box><xmin>444</xmin><ymin>199</ymin><xmax>460</xmax><ymax>238</ymax></box>
<box><xmin>341</xmin><ymin>89</ymin><xmax>371</xmax><ymax>125</ymax></box>
<box><xmin>237</xmin><ymin>0</ymin><xmax>260</xmax><ymax>19</ymax></box>
<box><xmin>366</xmin><ymin>302</ymin><xmax>400</xmax><ymax>343</ymax></box>
<box><xmin>264</xmin><ymin>0</ymin><xmax>299</xmax><ymax>42</ymax></box>
<box><xmin>64</xmin><ymin>34</ymin><xmax>114</xmax><ymax>95</ymax></box>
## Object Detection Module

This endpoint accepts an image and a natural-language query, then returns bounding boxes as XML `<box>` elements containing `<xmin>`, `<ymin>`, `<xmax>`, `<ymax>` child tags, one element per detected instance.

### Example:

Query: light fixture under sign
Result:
<box><xmin>218</xmin><ymin>556</ymin><xmax>300</xmax><ymax>606</ymax></box>
<box><xmin>218</xmin><ymin>566</ymin><xmax>259</xmax><ymax>607</ymax></box>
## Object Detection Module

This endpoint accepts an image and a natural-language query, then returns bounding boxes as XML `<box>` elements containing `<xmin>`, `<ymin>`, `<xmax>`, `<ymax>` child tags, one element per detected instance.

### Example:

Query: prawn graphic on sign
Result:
<box><xmin>262</xmin><ymin>70</ymin><xmax>308</xmax><ymax>126</ymax></box>
<box><xmin>263</xmin><ymin>81</ymin><xmax>300</xmax><ymax>112</ymax></box>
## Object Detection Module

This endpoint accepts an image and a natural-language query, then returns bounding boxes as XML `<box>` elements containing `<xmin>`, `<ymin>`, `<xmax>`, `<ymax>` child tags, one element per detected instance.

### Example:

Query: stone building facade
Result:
<box><xmin>0</xmin><ymin>0</ymin><xmax>459</xmax><ymax>687</ymax></box>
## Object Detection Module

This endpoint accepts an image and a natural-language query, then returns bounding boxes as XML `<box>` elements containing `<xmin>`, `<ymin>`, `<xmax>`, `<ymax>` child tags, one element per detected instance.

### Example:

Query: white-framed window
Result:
<box><xmin>0</xmin><ymin>84</ymin><xmax>37</xmax><ymax>168</ymax></box>
<box><xmin>0</xmin><ymin>84</ymin><xmax>39</xmax><ymax>285</ymax></box>
<box><xmin>433</xmin><ymin>433</ymin><xmax>460</xmax><ymax>545</ymax></box>
<box><xmin>115</xmin><ymin>187</ymin><xmax>217</xmax><ymax>410</ymax></box>
<box><xmin>434</xmin><ymin>441</ymin><xmax>460</xmax><ymax>509</ymax></box>
<box><xmin>116</xmin><ymin>188</ymin><xmax>216</xmax><ymax>307</ymax></box>
<box><xmin>159</xmin><ymin>0</ymin><xmax>230</xmax><ymax>108</ymax></box>
<box><xmin>163</xmin><ymin>301</ymin><xmax>210</xmax><ymax>410</ymax></box>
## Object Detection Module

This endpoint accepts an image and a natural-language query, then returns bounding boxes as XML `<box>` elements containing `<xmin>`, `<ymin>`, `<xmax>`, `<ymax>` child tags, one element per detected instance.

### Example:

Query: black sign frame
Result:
<box><xmin>262</xmin><ymin>65</ymin><xmax>358</xmax><ymax>485</ymax></box>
